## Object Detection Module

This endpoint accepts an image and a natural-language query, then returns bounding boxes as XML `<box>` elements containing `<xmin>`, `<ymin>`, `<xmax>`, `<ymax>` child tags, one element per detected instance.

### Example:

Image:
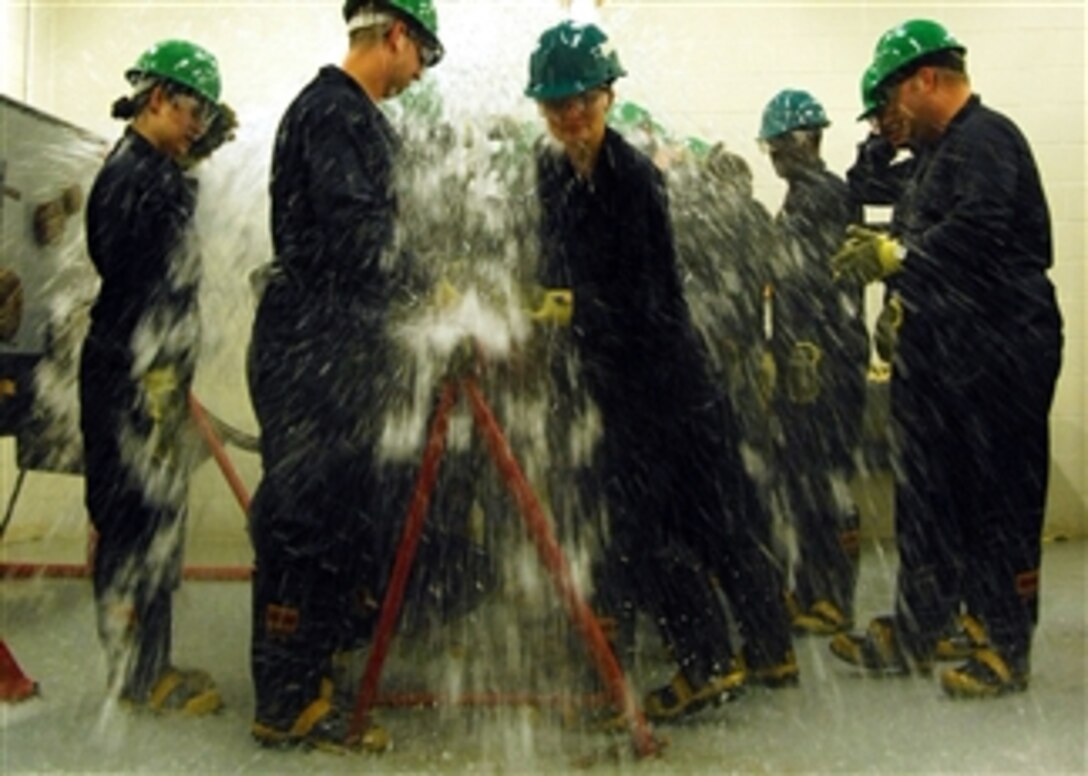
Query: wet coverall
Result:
<box><xmin>886</xmin><ymin>95</ymin><xmax>1062</xmax><ymax>668</ymax></box>
<box><xmin>536</xmin><ymin>129</ymin><xmax>792</xmax><ymax>680</ymax></box>
<box><xmin>81</xmin><ymin>128</ymin><xmax>201</xmax><ymax>699</ymax></box>
<box><xmin>247</xmin><ymin>66</ymin><xmax>420</xmax><ymax>729</ymax></box>
<box><xmin>772</xmin><ymin>164</ymin><xmax>868</xmax><ymax>623</ymax></box>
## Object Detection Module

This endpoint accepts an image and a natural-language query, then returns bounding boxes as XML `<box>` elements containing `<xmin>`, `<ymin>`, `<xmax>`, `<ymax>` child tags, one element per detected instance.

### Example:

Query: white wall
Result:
<box><xmin>3</xmin><ymin>0</ymin><xmax>1085</xmax><ymax>540</ymax></box>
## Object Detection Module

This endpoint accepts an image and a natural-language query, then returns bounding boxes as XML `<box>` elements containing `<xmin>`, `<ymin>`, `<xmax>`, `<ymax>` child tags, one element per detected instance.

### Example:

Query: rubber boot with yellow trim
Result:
<box><xmin>792</xmin><ymin>600</ymin><xmax>851</xmax><ymax>636</ymax></box>
<box><xmin>121</xmin><ymin>667</ymin><xmax>222</xmax><ymax>716</ymax></box>
<box><xmin>829</xmin><ymin>616</ymin><xmax>932</xmax><ymax>676</ymax></box>
<box><xmin>643</xmin><ymin>660</ymin><xmax>746</xmax><ymax>723</ymax></box>
<box><xmin>743</xmin><ymin>648</ymin><xmax>800</xmax><ymax>688</ymax></box>
<box><xmin>252</xmin><ymin>679</ymin><xmax>390</xmax><ymax>754</ymax></box>
<box><xmin>940</xmin><ymin>648</ymin><xmax>1028</xmax><ymax>699</ymax></box>
<box><xmin>935</xmin><ymin>613</ymin><xmax>988</xmax><ymax>661</ymax></box>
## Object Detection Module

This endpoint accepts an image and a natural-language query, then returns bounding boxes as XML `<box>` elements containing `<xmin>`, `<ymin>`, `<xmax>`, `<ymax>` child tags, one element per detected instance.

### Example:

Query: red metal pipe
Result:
<box><xmin>0</xmin><ymin>562</ymin><xmax>250</xmax><ymax>581</ymax></box>
<box><xmin>188</xmin><ymin>393</ymin><xmax>252</xmax><ymax>516</ymax></box>
<box><xmin>462</xmin><ymin>378</ymin><xmax>661</xmax><ymax>759</ymax></box>
<box><xmin>347</xmin><ymin>380</ymin><xmax>459</xmax><ymax>744</ymax></box>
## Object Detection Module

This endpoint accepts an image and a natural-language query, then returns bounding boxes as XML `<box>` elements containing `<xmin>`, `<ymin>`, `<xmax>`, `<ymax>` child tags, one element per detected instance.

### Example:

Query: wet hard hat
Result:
<box><xmin>125</xmin><ymin>39</ymin><xmax>222</xmax><ymax>104</ymax></box>
<box><xmin>857</xmin><ymin>64</ymin><xmax>883</xmax><ymax>120</ymax></box>
<box><xmin>343</xmin><ymin>0</ymin><xmax>444</xmax><ymax>66</ymax></box>
<box><xmin>609</xmin><ymin>101</ymin><xmax>667</xmax><ymax>137</ymax></box>
<box><xmin>758</xmin><ymin>89</ymin><xmax>829</xmax><ymax>141</ymax></box>
<box><xmin>525</xmin><ymin>21</ymin><xmax>626</xmax><ymax>101</ymax></box>
<box><xmin>868</xmin><ymin>19</ymin><xmax>965</xmax><ymax>94</ymax></box>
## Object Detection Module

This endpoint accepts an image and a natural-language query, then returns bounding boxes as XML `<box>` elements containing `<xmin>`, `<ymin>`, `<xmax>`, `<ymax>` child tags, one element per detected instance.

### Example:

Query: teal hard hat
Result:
<box><xmin>868</xmin><ymin>19</ymin><xmax>965</xmax><ymax>93</ymax></box>
<box><xmin>758</xmin><ymin>89</ymin><xmax>830</xmax><ymax>140</ymax></box>
<box><xmin>125</xmin><ymin>39</ymin><xmax>222</xmax><ymax>104</ymax></box>
<box><xmin>343</xmin><ymin>0</ymin><xmax>443</xmax><ymax>65</ymax></box>
<box><xmin>525</xmin><ymin>21</ymin><xmax>626</xmax><ymax>101</ymax></box>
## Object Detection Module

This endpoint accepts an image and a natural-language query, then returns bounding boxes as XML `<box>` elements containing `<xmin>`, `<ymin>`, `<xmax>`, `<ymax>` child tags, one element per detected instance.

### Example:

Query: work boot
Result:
<box><xmin>792</xmin><ymin>600</ymin><xmax>851</xmax><ymax>637</ymax></box>
<box><xmin>743</xmin><ymin>649</ymin><xmax>800</xmax><ymax>688</ymax></box>
<box><xmin>829</xmin><ymin>616</ymin><xmax>931</xmax><ymax>676</ymax></box>
<box><xmin>120</xmin><ymin>667</ymin><xmax>222</xmax><ymax>716</ymax></box>
<box><xmin>940</xmin><ymin>648</ymin><xmax>1028</xmax><ymax>699</ymax></box>
<box><xmin>643</xmin><ymin>661</ymin><xmax>745</xmax><ymax>723</ymax></box>
<box><xmin>935</xmin><ymin>614</ymin><xmax>988</xmax><ymax>661</ymax></box>
<box><xmin>252</xmin><ymin>679</ymin><xmax>390</xmax><ymax>754</ymax></box>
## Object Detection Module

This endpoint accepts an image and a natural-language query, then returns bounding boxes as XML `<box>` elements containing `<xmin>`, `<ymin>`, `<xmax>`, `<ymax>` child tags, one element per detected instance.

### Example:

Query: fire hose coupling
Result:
<box><xmin>32</xmin><ymin>183</ymin><xmax>83</xmax><ymax>246</ymax></box>
<box><xmin>527</xmin><ymin>287</ymin><xmax>573</xmax><ymax>326</ymax></box>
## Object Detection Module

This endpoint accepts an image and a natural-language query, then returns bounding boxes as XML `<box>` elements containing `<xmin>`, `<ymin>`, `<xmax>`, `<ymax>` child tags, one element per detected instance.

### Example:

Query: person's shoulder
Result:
<box><xmin>603</xmin><ymin>129</ymin><xmax>662</xmax><ymax>186</ymax></box>
<box><xmin>960</xmin><ymin>95</ymin><xmax>1030</xmax><ymax>145</ymax></box>
<box><xmin>287</xmin><ymin>66</ymin><xmax>370</xmax><ymax>119</ymax></box>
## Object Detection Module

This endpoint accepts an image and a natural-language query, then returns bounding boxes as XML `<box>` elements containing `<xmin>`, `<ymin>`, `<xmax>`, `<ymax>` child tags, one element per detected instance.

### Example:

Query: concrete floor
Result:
<box><xmin>2</xmin><ymin>525</ymin><xmax>1085</xmax><ymax>774</ymax></box>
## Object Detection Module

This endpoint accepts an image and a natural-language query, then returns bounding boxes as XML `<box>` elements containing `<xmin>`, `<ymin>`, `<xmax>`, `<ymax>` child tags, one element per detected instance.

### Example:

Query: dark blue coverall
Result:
<box><xmin>247</xmin><ymin>67</ymin><xmax>422</xmax><ymax>729</ymax></box>
<box><xmin>771</xmin><ymin>164</ymin><xmax>869</xmax><ymax>621</ymax></box>
<box><xmin>886</xmin><ymin>95</ymin><xmax>1062</xmax><ymax>667</ymax></box>
<box><xmin>536</xmin><ymin>129</ymin><xmax>792</xmax><ymax>680</ymax></box>
<box><xmin>81</xmin><ymin>128</ymin><xmax>200</xmax><ymax>699</ymax></box>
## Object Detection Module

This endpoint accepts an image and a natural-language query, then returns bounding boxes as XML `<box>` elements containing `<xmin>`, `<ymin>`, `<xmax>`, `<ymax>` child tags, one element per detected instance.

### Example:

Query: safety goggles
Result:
<box><xmin>540</xmin><ymin>88</ymin><xmax>609</xmax><ymax>116</ymax></box>
<box><xmin>406</xmin><ymin>26</ymin><xmax>442</xmax><ymax>69</ymax></box>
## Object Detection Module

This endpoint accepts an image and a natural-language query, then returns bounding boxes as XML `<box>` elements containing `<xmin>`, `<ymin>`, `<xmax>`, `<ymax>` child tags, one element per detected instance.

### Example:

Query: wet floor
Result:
<box><xmin>2</xmin><ymin>537</ymin><xmax>1085</xmax><ymax>774</ymax></box>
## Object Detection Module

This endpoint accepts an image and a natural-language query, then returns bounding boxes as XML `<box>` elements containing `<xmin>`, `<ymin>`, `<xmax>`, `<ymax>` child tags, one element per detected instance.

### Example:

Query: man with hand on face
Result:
<box><xmin>247</xmin><ymin>0</ymin><xmax>442</xmax><ymax>752</ymax></box>
<box><xmin>828</xmin><ymin>19</ymin><xmax>1063</xmax><ymax>699</ymax></box>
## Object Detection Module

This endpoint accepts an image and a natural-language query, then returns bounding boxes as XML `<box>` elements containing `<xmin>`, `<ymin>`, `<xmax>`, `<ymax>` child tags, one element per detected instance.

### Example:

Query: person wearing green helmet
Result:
<box><xmin>247</xmin><ymin>0</ymin><xmax>444</xmax><ymax>753</ymax></box>
<box><xmin>527</xmin><ymin>20</ymin><xmax>794</xmax><ymax>725</ymax></box>
<box><xmin>756</xmin><ymin>88</ymin><xmax>869</xmax><ymax>640</ymax></box>
<box><xmin>80</xmin><ymin>38</ymin><xmax>228</xmax><ymax>717</ymax></box>
<box><xmin>829</xmin><ymin>19</ymin><xmax>1063</xmax><ymax>701</ymax></box>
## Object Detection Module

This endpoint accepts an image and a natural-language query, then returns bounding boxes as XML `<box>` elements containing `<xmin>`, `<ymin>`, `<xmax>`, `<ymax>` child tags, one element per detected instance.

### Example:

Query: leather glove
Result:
<box><xmin>831</xmin><ymin>225</ymin><xmax>904</xmax><ymax>285</ymax></box>
<box><xmin>756</xmin><ymin>348</ymin><xmax>777</xmax><ymax>406</ymax></box>
<box><xmin>874</xmin><ymin>294</ymin><xmax>904</xmax><ymax>363</ymax></box>
<box><xmin>142</xmin><ymin>367</ymin><xmax>179</xmax><ymax>422</ymax></box>
<box><xmin>786</xmin><ymin>341</ymin><xmax>822</xmax><ymax>404</ymax></box>
<box><xmin>433</xmin><ymin>278</ymin><xmax>461</xmax><ymax>310</ymax></box>
<box><xmin>528</xmin><ymin>288</ymin><xmax>573</xmax><ymax>327</ymax></box>
<box><xmin>181</xmin><ymin>102</ymin><xmax>238</xmax><ymax>169</ymax></box>
<box><xmin>142</xmin><ymin>366</ymin><xmax>183</xmax><ymax>461</ymax></box>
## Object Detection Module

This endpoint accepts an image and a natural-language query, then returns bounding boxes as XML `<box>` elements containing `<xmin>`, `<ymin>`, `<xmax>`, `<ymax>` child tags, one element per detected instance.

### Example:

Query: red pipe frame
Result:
<box><xmin>348</xmin><ymin>377</ymin><xmax>661</xmax><ymax>759</ymax></box>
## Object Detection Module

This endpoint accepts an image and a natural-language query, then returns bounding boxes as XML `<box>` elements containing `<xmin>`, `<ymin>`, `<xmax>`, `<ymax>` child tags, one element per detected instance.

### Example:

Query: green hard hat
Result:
<box><xmin>126</xmin><ymin>39</ymin><xmax>222</xmax><ymax>103</ymax></box>
<box><xmin>343</xmin><ymin>0</ymin><xmax>443</xmax><ymax>64</ymax></box>
<box><xmin>525</xmin><ymin>21</ymin><xmax>626</xmax><ymax>101</ymax></box>
<box><xmin>609</xmin><ymin>101</ymin><xmax>667</xmax><ymax>136</ymax></box>
<box><xmin>758</xmin><ymin>89</ymin><xmax>829</xmax><ymax>140</ymax></box>
<box><xmin>869</xmin><ymin>19</ymin><xmax>965</xmax><ymax>93</ymax></box>
<box><xmin>857</xmin><ymin>64</ymin><xmax>883</xmax><ymax>120</ymax></box>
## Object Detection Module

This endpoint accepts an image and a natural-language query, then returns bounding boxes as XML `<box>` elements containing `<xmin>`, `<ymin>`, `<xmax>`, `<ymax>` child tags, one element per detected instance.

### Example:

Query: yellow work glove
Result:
<box><xmin>141</xmin><ymin>366</ymin><xmax>186</xmax><ymax>464</ymax></box>
<box><xmin>433</xmin><ymin>278</ymin><xmax>461</xmax><ymax>310</ymax></box>
<box><xmin>180</xmin><ymin>102</ymin><xmax>238</xmax><ymax>169</ymax></box>
<box><xmin>786</xmin><ymin>341</ymin><xmax>822</xmax><ymax>404</ymax></box>
<box><xmin>528</xmin><ymin>288</ymin><xmax>573</xmax><ymax>327</ymax></box>
<box><xmin>142</xmin><ymin>366</ymin><xmax>179</xmax><ymax>423</ymax></box>
<box><xmin>831</xmin><ymin>225</ymin><xmax>904</xmax><ymax>285</ymax></box>
<box><xmin>756</xmin><ymin>348</ymin><xmax>777</xmax><ymax>407</ymax></box>
<box><xmin>874</xmin><ymin>293</ymin><xmax>904</xmax><ymax>363</ymax></box>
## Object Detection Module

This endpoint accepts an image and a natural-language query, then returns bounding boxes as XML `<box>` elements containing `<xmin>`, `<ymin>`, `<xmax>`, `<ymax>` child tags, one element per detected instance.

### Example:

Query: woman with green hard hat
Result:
<box><xmin>81</xmin><ymin>38</ymin><xmax>229</xmax><ymax>717</ymax></box>
<box><xmin>526</xmin><ymin>20</ymin><xmax>795</xmax><ymax>725</ymax></box>
<box><xmin>828</xmin><ymin>18</ymin><xmax>1063</xmax><ymax>702</ymax></box>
